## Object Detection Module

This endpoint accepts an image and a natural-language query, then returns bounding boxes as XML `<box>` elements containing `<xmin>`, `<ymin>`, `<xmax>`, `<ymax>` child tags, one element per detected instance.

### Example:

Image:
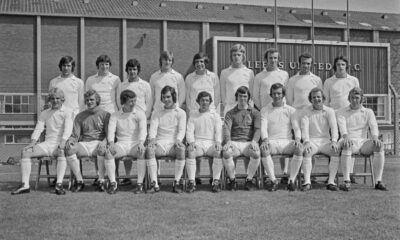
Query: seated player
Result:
<box><xmin>186</xmin><ymin>91</ymin><xmax>223</xmax><ymax>193</ymax></box>
<box><xmin>337</xmin><ymin>87</ymin><xmax>387</xmax><ymax>191</ymax></box>
<box><xmin>222</xmin><ymin>86</ymin><xmax>261</xmax><ymax>191</ymax></box>
<box><xmin>65</xmin><ymin>90</ymin><xmax>112</xmax><ymax>193</ymax></box>
<box><xmin>259</xmin><ymin>83</ymin><xmax>303</xmax><ymax>192</ymax></box>
<box><xmin>299</xmin><ymin>88</ymin><xmax>340</xmax><ymax>191</ymax></box>
<box><xmin>104</xmin><ymin>89</ymin><xmax>147</xmax><ymax>194</ymax></box>
<box><xmin>11</xmin><ymin>88</ymin><xmax>73</xmax><ymax>195</ymax></box>
<box><xmin>146</xmin><ymin>86</ymin><xmax>186</xmax><ymax>193</ymax></box>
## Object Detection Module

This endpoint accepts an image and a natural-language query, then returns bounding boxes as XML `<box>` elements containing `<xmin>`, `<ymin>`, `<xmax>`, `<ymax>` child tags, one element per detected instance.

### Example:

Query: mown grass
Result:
<box><xmin>0</xmin><ymin>157</ymin><xmax>399</xmax><ymax>240</ymax></box>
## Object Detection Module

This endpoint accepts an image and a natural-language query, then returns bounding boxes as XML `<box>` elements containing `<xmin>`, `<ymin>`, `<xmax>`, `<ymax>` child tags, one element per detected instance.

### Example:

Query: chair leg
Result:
<box><xmin>45</xmin><ymin>160</ymin><xmax>51</xmax><ymax>187</ymax></box>
<box><xmin>368</xmin><ymin>156</ymin><xmax>375</xmax><ymax>187</ymax></box>
<box><xmin>35</xmin><ymin>159</ymin><xmax>42</xmax><ymax>190</ymax></box>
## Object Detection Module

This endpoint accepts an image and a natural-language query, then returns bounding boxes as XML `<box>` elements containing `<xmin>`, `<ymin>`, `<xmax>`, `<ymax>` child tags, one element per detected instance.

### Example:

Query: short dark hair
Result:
<box><xmin>192</xmin><ymin>52</ymin><xmax>209</xmax><ymax>67</ymax></box>
<box><xmin>58</xmin><ymin>56</ymin><xmax>75</xmax><ymax>72</ymax></box>
<box><xmin>120</xmin><ymin>89</ymin><xmax>136</xmax><ymax>105</ymax></box>
<box><xmin>270</xmin><ymin>83</ymin><xmax>286</xmax><ymax>97</ymax></box>
<box><xmin>96</xmin><ymin>55</ymin><xmax>112</xmax><ymax>68</ymax></box>
<box><xmin>308</xmin><ymin>87</ymin><xmax>326</xmax><ymax>103</ymax></box>
<box><xmin>264</xmin><ymin>48</ymin><xmax>279</xmax><ymax>60</ymax></box>
<box><xmin>196</xmin><ymin>91</ymin><xmax>213</xmax><ymax>104</ymax></box>
<box><xmin>125</xmin><ymin>58</ymin><xmax>141</xmax><ymax>74</ymax></box>
<box><xmin>84</xmin><ymin>89</ymin><xmax>101</xmax><ymax>106</ymax></box>
<box><xmin>161</xmin><ymin>85</ymin><xmax>177</xmax><ymax>103</ymax></box>
<box><xmin>333</xmin><ymin>55</ymin><xmax>349</xmax><ymax>72</ymax></box>
<box><xmin>298</xmin><ymin>53</ymin><xmax>313</xmax><ymax>64</ymax></box>
<box><xmin>235</xmin><ymin>86</ymin><xmax>251</xmax><ymax>102</ymax></box>
<box><xmin>159</xmin><ymin>50</ymin><xmax>174</xmax><ymax>67</ymax></box>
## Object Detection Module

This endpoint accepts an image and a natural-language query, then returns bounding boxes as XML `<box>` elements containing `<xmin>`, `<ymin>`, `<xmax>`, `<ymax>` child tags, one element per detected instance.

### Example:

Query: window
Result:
<box><xmin>364</xmin><ymin>95</ymin><xmax>387</xmax><ymax>121</ymax></box>
<box><xmin>5</xmin><ymin>134</ymin><xmax>31</xmax><ymax>144</ymax></box>
<box><xmin>0</xmin><ymin>94</ymin><xmax>35</xmax><ymax>113</ymax></box>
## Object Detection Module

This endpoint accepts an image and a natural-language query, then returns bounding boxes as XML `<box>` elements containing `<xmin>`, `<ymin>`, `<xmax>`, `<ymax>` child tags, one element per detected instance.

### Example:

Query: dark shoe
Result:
<box><xmin>209</xmin><ymin>178</ymin><xmax>213</xmax><ymax>185</ymax></box>
<box><xmin>375</xmin><ymin>181</ymin><xmax>388</xmax><ymax>191</ymax></box>
<box><xmin>245</xmin><ymin>179</ymin><xmax>256</xmax><ymax>191</ymax></box>
<box><xmin>227</xmin><ymin>178</ymin><xmax>237</xmax><ymax>191</ymax></box>
<box><xmin>326</xmin><ymin>183</ymin><xmax>338</xmax><ymax>191</ymax></box>
<box><xmin>97</xmin><ymin>181</ymin><xmax>106</xmax><ymax>192</ymax></box>
<box><xmin>55</xmin><ymin>183</ymin><xmax>66</xmax><ymax>195</ymax></box>
<box><xmin>107</xmin><ymin>182</ymin><xmax>118</xmax><ymax>194</ymax></box>
<box><xmin>301</xmin><ymin>183</ymin><xmax>311</xmax><ymax>192</ymax></box>
<box><xmin>72</xmin><ymin>181</ymin><xmax>85</xmax><ymax>192</ymax></box>
<box><xmin>146</xmin><ymin>181</ymin><xmax>160</xmax><ymax>194</ymax></box>
<box><xmin>287</xmin><ymin>180</ymin><xmax>296</xmax><ymax>192</ymax></box>
<box><xmin>195</xmin><ymin>177</ymin><xmax>202</xmax><ymax>185</ymax></box>
<box><xmin>269</xmin><ymin>179</ymin><xmax>279</xmax><ymax>192</ymax></box>
<box><xmin>211</xmin><ymin>179</ymin><xmax>221</xmax><ymax>193</ymax></box>
<box><xmin>350</xmin><ymin>175</ymin><xmax>357</xmax><ymax>184</ymax></box>
<box><xmin>119</xmin><ymin>178</ymin><xmax>132</xmax><ymax>186</ymax></box>
<box><xmin>186</xmin><ymin>180</ymin><xmax>196</xmax><ymax>193</ymax></box>
<box><xmin>11</xmin><ymin>184</ymin><xmax>30</xmax><ymax>195</ymax></box>
<box><xmin>172</xmin><ymin>180</ymin><xmax>183</xmax><ymax>194</ymax></box>
<box><xmin>92</xmin><ymin>177</ymin><xmax>99</xmax><ymax>186</ymax></box>
<box><xmin>133</xmin><ymin>183</ymin><xmax>145</xmax><ymax>194</ymax></box>
<box><xmin>340</xmin><ymin>181</ymin><xmax>351</xmax><ymax>192</ymax></box>
<box><xmin>280</xmin><ymin>176</ymin><xmax>289</xmax><ymax>185</ymax></box>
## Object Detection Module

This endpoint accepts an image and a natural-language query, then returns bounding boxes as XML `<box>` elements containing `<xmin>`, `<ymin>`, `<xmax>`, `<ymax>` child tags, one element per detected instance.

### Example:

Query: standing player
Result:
<box><xmin>222</xmin><ymin>86</ymin><xmax>261</xmax><ymax>191</ymax></box>
<box><xmin>324</xmin><ymin>56</ymin><xmax>360</xmax><ymax>110</ymax></box>
<box><xmin>116</xmin><ymin>59</ymin><xmax>152</xmax><ymax>186</ymax></box>
<box><xmin>324</xmin><ymin>56</ymin><xmax>360</xmax><ymax>182</ymax></box>
<box><xmin>86</xmin><ymin>55</ymin><xmax>121</xmax><ymax>114</ymax></box>
<box><xmin>65</xmin><ymin>90</ymin><xmax>112</xmax><ymax>193</ymax></box>
<box><xmin>49</xmin><ymin>56</ymin><xmax>85</xmax><ymax>117</ymax></box>
<box><xmin>11</xmin><ymin>88</ymin><xmax>73</xmax><ymax>195</ymax></box>
<box><xmin>185</xmin><ymin>52</ymin><xmax>220</xmax><ymax>185</ymax></box>
<box><xmin>259</xmin><ymin>83</ymin><xmax>303</xmax><ymax>192</ymax></box>
<box><xmin>104</xmin><ymin>90</ymin><xmax>148</xmax><ymax>194</ymax></box>
<box><xmin>186</xmin><ymin>91</ymin><xmax>223</xmax><ymax>193</ymax></box>
<box><xmin>337</xmin><ymin>87</ymin><xmax>387</xmax><ymax>191</ymax></box>
<box><xmin>253</xmin><ymin>48</ymin><xmax>289</xmax><ymax>110</ymax></box>
<box><xmin>146</xmin><ymin>86</ymin><xmax>186</xmax><ymax>193</ymax></box>
<box><xmin>297</xmin><ymin>88</ymin><xmax>340</xmax><ymax>191</ymax></box>
<box><xmin>220</xmin><ymin>44</ymin><xmax>254</xmax><ymax>117</ymax></box>
<box><xmin>149</xmin><ymin>50</ymin><xmax>185</xmax><ymax>112</ymax></box>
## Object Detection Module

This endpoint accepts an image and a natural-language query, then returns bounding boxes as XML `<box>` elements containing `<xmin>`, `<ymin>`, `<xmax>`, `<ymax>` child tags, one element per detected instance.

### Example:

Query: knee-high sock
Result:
<box><xmin>97</xmin><ymin>155</ymin><xmax>105</xmax><ymax>181</ymax></box>
<box><xmin>174</xmin><ymin>159</ymin><xmax>185</xmax><ymax>182</ymax></box>
<box><xmin>56</xmin><ymin>156</ymin><xmax>67</xmax><ymax>184</ymax></box>
<box><xmin>186</xmin><ymin>158</ymin><xmax>196</xmax><ymax>182</ymax></box>
<box><xmin>124</xmin><ymin>159</ymin><xmax>133</xmax><ymax>176</ymax></box>
<box><xmin>147</xmin><ymin>158</ymin><xmax>158</xmax><ymax>187</ymax></box>
<box><xmin>328</xmin><ymin>156</ymin><xmax>340</xmax><ymax>185</ymax></box>
<box><xmin>20</xmin><ymin>158</ymin><xmax>31</xmax><ymax>188</ymax></box>
<box><xmin>137</xmin><ymin>159</ymin><xmax>146</xmax><ymax>184</ymax></box>
<box><xmin>67</xmin><ymin>154</ymin><xmax>83</xmax><ymax>181</ymax></box>
<box><xmin>302</xmin><ymin>156</ymin><xmax>312</xmax><ymax>184</ymax></box>
<box><xmin>261</xmin><ymin>156</ymin><xmax>275</xmax><ymax>181</ymax></box>
<box><xmin>289</xmin><ymin>155</ymin><xmax>303</xmax><ymax>182</ymax></box>
<box><xmin>223</xmin><ymin>157</ymin><xmax>235</xmax><ymax>180</ymax></box>
<box><xmin>373</xmin><ymin>151</ymin><xmax>385</xmax><ymax>183</ymax></box>
<box><xmin>104</xmin><ymin>158</ymin><xmax>116</xmax><ymax>184</ymax></box>
<box><xmin>349</xmin><ymin>157</ymin><xmax>355</xmax><ymax>174</ymax></box>
<box><xmin>212</xmin><ymin>158</ymin><xmax>223</xmax><ymax>180</ymax></box>
<box><xmin>196</xmin><ymin>159</ymin><xmax>201</xmax><ymax>177</ymax></box>
<box><xmin>341</xmin><ymin>150</ymin><xmax>352</xmax><ymax>182</ymax></box>
<box><xmin>247</xmin><ymin>157</ymin><xmax>260</xmax><ymax>180</ymax></box>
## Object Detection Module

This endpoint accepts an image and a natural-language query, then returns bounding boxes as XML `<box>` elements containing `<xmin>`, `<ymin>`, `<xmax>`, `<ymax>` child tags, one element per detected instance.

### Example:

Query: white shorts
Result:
<box><xmin>269</xmin><ymin>139</ymin><xmax>295</xmax><ymax>155</ymax></box>
<box><xmin>230</xmin><ymin>141</ymin><xmax>251</xmax><ymax>155</ymax></box>
<box><xmin>116</xmin><ymin>141</ymin><xmax>139</xmax><ymax>156</ymax></box>
<box><xmin>338</xmin><ymin>138</ymin><xmax>369</xmax><ymax>154</ymax></box>
<box><xmin>156</xmin><ymin>140</ymin><xmax>175</xmax><ymax>156</ymax></box>
<box><xmin>309</xmin><ymin>138</ymin><xmax>332</xmax><ymax>155</ymax></box>
<box><xmin>35</xmin><ymin>141</ymin><xmax>59</xmax><ymax>156</ymax></box>
<box><xmin>195</xmin><ymin>140</ymin><xmax>214</xmax><ymax>153</ymax></box>
<box><xmin>79</xmin><ymin>140</ymin><xmax>101</xmax><ymax>156</ymax></box>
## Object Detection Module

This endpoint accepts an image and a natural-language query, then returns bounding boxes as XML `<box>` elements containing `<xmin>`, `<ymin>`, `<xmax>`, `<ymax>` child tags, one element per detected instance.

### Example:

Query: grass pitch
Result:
<box><xmin>0</xmin><ymin>157</ymin><xmax>399</xmax><ymax>240</ymax></box>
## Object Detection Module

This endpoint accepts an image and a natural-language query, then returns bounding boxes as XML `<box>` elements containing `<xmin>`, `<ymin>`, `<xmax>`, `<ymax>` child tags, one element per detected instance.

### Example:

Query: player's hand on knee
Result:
<box><xmin>223</xmin><ymin>141</ymin><xmax>232</xmax><ymax>152</ymax></box>
<box><xmin>175</xmin><ymin>140</ymin><xmax>185</xmax><ymax>149</ymax></box>
<box><xmin>250</xmin><ymin>140</ymin><xmax>259</xmax><ymax>152</ymax></box>
<box><xmin>65</xmin><ymin>138</ymin><xmax>76</xmax><ymax>151</ymax></box>
<box><xmin>107</xmin><ymin>142</ymin><xmax>116</xmax><ymax>155</ymax></box>
<box><xmin>187</xmin><ymin>142</ymin><xmax>196</xmax><ymax>152</ymax></box>
<box><xmin>147</xmin><ymin>138</ymin><xmax>156</xmax><ymax>149</ymax></box>
<box><xmin>330</xmin><ymin>141</ymin><xmax>339</xmax><ymax>153</ymax></box>
<box><xmin>294</xmin><ymin>138</ymin><xmax>302</xmax><ymax>148</ymax></box>
<box><xmin>23</xmin><ymin>141</ymin><xmax>36</xmax><ymax>151</ymax></box>
<box><xmin>260</xmin><ymin>139</ymin><xmax>269</xmax><ymax>152</ymax></box>
<box><xmin>97</xmin><ymin>141</ymin><xmax>107</xmax><ymax>154</ymax></box>
<box><xmin>214</xmin><ymin>141</ymin><xmax>222</xmax><ymax>152</ymax></box>
<box><xmin>304</xmin><ymin>141</ymin><xmax>312</xmax><ymax>154</ymax></box>
<box><xmin>137</xmin><ymin>142</ymin><xmax>146</xmax><ymax>155</ymax></box>
<box><xmin>372</xmin><ymin>136</ymin><xmax>382</xmax><ymax>148</ymax></box>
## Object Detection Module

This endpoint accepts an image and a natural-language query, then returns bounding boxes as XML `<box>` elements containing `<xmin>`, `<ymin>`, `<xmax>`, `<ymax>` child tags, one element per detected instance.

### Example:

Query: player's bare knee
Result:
<box><xmin>145</xmin><ymin>147</ymin><xmax>155</xmax><ymax>159</ymax></box>
<box><xmin>222</xmin><ymin>150</ymin><xmax>232</xmax><ymax>159</ymax></box>
<box><xmin>249</xmin><ymin>150</ymin><xmax>260</xmax><ymax>159</ymax></box>
<box><xmin>187</xmin><ymin>149</ymin><xmax>196</xmax><ymax>159</ymax></box>
<box><xmin>260</xmin><ymin>149</ymin><xmax>269</xmax><ymax>158</ymax></box>
<box><xmin>294</xmin><ymin>147</ymin><xmax>303</xmax><ymax>156</ymax></box>
<box><xmin>176</xmin><ymin>146</ymin><xmax>186</xmax><ymax>160</ymax></box>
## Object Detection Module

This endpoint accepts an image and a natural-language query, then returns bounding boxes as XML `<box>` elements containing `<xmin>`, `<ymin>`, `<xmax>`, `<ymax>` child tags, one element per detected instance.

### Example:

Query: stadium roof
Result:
<box><xmin>1</xmin><ymin>0</ymin><xmax>399</xmax><ymax>31</ymax></box>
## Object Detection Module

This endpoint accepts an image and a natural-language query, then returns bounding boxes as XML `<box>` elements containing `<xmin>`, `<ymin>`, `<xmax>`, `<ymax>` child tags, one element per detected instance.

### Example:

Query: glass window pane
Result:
<box><xmin>13</xmin><ymin>96</ymin><xmax>21</xmax><ymax>104</ymax></box>
<box><xmin>5</xmin><ymin>135</ymin><xmax>13</xmax><ymax>143</ymax></box>
<box><xmin>22</xmin><ymin>96</ymin><xmax>29</xmax><ymax>104</ymax></box>
<box><xmin>5</xmin><ymin>96</ymin><xmax>12</xmax><ymax>103</ymax></box>
<box><xmin>21</xmin><ymin>105</ymin><xmax>28</xmax><ymax>113</ymax></box>
<box><xmin>5</xmin><ymin>104</ymin><xmax>13</xmax><ymax>113</ymax></box>
<box><xmin>13</xmin><ymin>105</ymin><xmax>20</xmax><ymax>113</ymax></box>
<box><xmin>15</xmin><ymin>135</ymin><xmax>31</xmax><ymax>144</ymax></box>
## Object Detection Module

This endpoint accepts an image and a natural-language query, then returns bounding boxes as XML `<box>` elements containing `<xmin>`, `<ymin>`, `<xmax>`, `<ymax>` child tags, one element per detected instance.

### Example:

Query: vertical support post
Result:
<box><xmin>122</xmin><ymin>19</ymin><xmax>127</xmax><ymax>80</ymax></box>
<box><xmin>36</xmin><ymin>16</ymin><xmax>42</xmax><ymax>117</ymax></box>
<box><xmin>162</xmin><ymin>20</ymin><xmax>168</xmax><ymax>51</ymax></box>
<box><xmin>80</xmin><ymin>17</ymin><xmax>85</xmax><ymax>80</ymax></box>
